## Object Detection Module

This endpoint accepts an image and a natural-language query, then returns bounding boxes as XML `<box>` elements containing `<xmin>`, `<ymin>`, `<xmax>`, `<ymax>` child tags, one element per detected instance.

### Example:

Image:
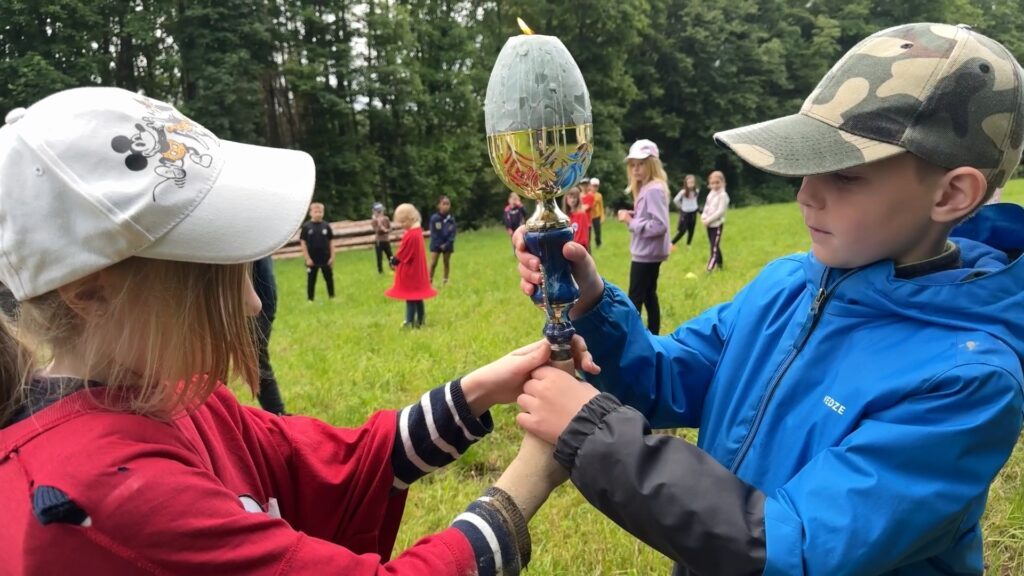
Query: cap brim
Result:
<box><xmin>142</xmin><ymin>140</ymin><xmax>315</xmax><ymax>263</ymax></box>
<box><xmin>713</xmin><ymin>113</ymin><xmax>905</xmax><ymax>177</ymax></box>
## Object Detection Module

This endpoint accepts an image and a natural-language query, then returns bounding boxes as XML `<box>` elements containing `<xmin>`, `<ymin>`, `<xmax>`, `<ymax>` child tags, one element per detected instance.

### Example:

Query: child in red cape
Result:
<box><xmin>386</xmin><ymin>203</ymin><xmax>438</xmax><ymax>327</ymax></box>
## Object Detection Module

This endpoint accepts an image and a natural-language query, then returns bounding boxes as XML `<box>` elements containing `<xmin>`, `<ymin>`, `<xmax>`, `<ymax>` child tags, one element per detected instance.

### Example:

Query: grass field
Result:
<box><xmin>237</xmin><ymin>179</ymin><xmax>1024</xmax><ymax>574</ymax></box>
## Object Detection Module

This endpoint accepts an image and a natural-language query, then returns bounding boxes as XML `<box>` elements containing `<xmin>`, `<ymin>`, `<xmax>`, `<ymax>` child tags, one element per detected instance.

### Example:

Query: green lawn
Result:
<box><xmin>237</xmin><ymin>179</ymin><xmax>1024</xmax><ymax>574</ymax></box>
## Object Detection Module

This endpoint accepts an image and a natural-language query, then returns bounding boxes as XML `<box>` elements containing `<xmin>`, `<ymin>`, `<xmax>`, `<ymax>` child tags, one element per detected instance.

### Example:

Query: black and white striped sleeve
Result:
<box><xmin>390</xmin><ymin>378</ymin><xmax>493</xmax><ymax>489</ymax></box>
<box><xmin>451</xmin><ymin>487</ymin><xmax>531</xmax><ymax>576</ymax></box>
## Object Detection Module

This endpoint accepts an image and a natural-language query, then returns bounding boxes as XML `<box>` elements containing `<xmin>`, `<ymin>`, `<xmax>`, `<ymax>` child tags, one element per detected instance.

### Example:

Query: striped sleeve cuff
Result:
<box><xmin>451</xmin><ymin>497</ymin><xmax>523</xmax><ymax>576</ymax></box>
<box><xmin>391</xmin><ymin>378</ymin><xmax>493</xmax><ymax>489</ymax></box>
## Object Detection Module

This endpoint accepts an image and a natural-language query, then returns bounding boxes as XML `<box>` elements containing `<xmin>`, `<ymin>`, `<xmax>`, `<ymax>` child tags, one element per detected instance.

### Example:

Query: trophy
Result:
<box><xmin>484</xmin><ymin>19</ymin><xmax>592</xmax><ymax>368</ymax></box>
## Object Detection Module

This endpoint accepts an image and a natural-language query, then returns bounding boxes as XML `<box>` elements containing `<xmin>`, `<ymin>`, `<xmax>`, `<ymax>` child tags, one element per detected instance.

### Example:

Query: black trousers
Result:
<box><xmin>405</xmin><ymin>300</ymin><xmax>425</xmax><ymax>326</ymax></box>
<box><xmin>254</xmin><ymin>313</ymin><xmax>286</xmax><ymax>415</ymax></box>
<box><xmin>706</xmin><ymin>225</ymin><xmax>724</xmax><ymax>271</ymax></box>
<box><xmin>307</xmin><ymin>263</ymin><xmax>335</xmax><ymax>300</ymax></box>
<box><xmin>591</xmin><ymin>217</ymin><xmax>602</xmax><ymax>247</ymax></box>
<box><xmin>375</xmin><ymin>241</ymin><xmax>394</xmax><ymax>273</ymax></box>
<box><xmin>628</xmin><ymin>261</ymin><xmax>663</xmax><ymax>335</ymax></box>
<box><xmin>672</xmin><ymin>211</ymin><xmax>697</xmax><ymax>246</ymax></box>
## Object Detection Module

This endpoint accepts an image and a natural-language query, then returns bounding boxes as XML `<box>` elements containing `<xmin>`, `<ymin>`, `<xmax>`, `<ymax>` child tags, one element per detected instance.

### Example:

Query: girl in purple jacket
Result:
<box><xmin>617</xmin><ymin>139</ymin><xmax>671</xmax><ymax>334</ymax></box>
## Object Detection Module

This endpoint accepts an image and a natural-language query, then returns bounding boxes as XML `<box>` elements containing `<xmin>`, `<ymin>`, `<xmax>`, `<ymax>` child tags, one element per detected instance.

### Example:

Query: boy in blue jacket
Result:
<box><xmin>513</xmin><ymin>23</ymin><xmax>1024</xmax><ymax>575</ymax></box>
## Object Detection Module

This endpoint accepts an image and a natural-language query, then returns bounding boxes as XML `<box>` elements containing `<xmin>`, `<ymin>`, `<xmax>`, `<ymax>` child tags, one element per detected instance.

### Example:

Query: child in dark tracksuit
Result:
<box><xmin>428</xmin><ymin>195</ymin><xmax>457</xmax><ymax>285</ymax></box>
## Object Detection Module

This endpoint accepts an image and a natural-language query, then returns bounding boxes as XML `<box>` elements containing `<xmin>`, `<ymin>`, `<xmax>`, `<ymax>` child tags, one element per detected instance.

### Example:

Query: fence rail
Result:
<box><xmin>273</xmin><ymin>220</ymin><xmax>428</xmax><ymax>259</ymax></box>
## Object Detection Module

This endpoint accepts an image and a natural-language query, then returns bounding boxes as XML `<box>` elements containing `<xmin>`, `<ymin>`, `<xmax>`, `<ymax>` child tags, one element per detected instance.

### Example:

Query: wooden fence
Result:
<box><xmin>273</xmin><ymin>220</ymin><xmax>428</xmax><ymax>259</ymax></box>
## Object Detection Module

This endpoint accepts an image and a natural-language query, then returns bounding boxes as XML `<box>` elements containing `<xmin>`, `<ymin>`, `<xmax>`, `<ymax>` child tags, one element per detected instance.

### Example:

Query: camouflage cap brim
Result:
<box><xmin>713</xmin><ymin>112</ymin><xmax>906</xmax><ymax>177</ymax></box>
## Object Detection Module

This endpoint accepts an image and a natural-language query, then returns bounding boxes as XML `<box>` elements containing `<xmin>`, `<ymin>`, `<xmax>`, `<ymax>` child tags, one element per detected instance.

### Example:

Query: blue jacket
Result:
<box><xmin>572</xmin><ymin>203</ymin><xmax>1024</xmax><ymax>575</ymax></box>
<box><xmin>429</xmin><ymin>213</ymin><xmax>456</xmax><ymax>252</ymax></box>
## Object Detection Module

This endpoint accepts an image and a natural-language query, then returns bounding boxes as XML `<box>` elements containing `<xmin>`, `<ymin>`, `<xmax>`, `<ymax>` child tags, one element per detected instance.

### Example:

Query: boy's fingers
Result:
<box><xmin>510</xmin><ymin>339</ymin><xmax>546</xmax><ymax>356</ymax></box>
<box><xmin>517</xmin><ymin>392</ymin><xmax>538</xmax><ymax>413</ymax></box>
<box><xmin>515</xmin><ymin>411</ymin><xmax>536</xmax><ymax>433</ymax></box>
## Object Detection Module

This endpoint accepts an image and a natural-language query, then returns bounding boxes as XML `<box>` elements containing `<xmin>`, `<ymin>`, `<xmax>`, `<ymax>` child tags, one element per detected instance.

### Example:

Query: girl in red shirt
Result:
<box><xmin>563</xmin><ymin>185</ymin><xmax>592</xmax><ymax>252</ymax></box>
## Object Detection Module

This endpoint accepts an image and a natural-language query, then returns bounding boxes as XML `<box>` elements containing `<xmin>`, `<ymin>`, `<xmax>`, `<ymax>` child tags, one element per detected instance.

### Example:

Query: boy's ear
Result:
<box><xmin>932</xmin><ymin>167</ymin><xmax>988</xmax><ymax>224</ymax></box>
<box><xmin>56</xmin><ymin>272</ymin><xmax>111</xmax><ymax>320</ymax></box>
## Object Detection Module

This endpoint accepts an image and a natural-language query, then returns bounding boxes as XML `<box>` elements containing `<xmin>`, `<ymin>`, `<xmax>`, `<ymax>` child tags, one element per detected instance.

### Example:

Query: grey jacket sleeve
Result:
<box><xmin>555</xmin><ymin>394</ymin><xmax>767</xmax><ymax>576</ymax></box>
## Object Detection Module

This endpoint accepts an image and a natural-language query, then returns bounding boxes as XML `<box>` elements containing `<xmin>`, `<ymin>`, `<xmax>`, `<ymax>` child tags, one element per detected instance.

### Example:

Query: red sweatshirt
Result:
<box><xmin>0</xmin><ymin>384</ymin><xmax>488</xmax><ymax>575</ymax></box>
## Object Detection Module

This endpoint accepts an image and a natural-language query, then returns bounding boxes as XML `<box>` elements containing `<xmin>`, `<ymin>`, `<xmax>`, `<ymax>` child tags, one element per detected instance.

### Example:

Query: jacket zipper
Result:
<box><xmin>728</xmin><ymin>266</ymin><xmax>860</xmax><ymax>474</ymax></box>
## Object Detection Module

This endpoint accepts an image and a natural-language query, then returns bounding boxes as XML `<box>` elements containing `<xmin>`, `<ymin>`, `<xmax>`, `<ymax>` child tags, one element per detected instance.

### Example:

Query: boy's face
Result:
<box><xmin>797</xmin><ymin>153</ymin><xmax>942</xmax><ymax>268</ymax></box>
<box><xmin>309</xmin><ymin>204</ymin><xmax>324</xmax><ymax>221</ymax></box>
<box><xmin>439</xmin><ymin>198</ymin><xmax>451</xmax><ymax>214</ymax></box>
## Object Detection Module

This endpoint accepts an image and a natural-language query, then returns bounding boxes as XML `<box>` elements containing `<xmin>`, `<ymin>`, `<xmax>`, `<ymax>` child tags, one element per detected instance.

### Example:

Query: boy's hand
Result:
<box><xmin>516</xmin><ymin>366</ymin><xmax>600</xmax><ymax>445</ymax></box>
<box><xmin>305</xmin><ymin>257</ymin><xmax>313</xmax><ymax>267</ymax></box>
<box><xmin>512</xmin><ymin>225</ymin><xmax>604</xmax><ymax>319</ymax></box>
<box><xmin>461</xmin><ymin>340</ymin><xmax>552</xmax><ymax>417</ymax></box>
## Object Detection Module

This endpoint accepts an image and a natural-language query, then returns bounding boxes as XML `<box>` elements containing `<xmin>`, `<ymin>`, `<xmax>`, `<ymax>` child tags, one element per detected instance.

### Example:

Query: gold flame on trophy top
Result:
<box><xmin>517</xmin><ymin>17</ymin><xmax>534</xmax><ymax>35</ymax></box>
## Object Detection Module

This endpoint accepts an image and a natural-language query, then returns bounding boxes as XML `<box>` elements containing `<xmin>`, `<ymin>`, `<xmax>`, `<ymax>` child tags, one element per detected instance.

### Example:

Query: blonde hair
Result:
<box><xmin>394</xmin><ymin>203</ymin><xmax>422</xmax><ymax>228</ymax></box>
<box><xmin>708</xmin><ymin>170</ymin><xmax>726</xmax><ymax>187</ymax></box>
<box><xmin>0</xmin><ymin>315</ymin><xmax>34</xmax><ymax>425</ymax></box>
<box><xmin>4</xmin><ymin>258</ymin><xmax>257</xmax><ymax>421</ymax></box>
<box><xmin>626</xmin><ymin>155</ymin><xmax>670</xmax><ymax>203</ymax></box>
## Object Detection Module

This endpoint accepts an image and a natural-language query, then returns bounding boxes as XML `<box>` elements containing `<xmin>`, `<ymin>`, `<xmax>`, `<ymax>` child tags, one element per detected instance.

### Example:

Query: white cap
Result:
<box><xmin>0</xmin><ymin>87</ymin><xmax>315</xmax><ymax>300</ymax></box>
<box><xmin>626</xmin><ymin>139</ymin><xmax>659</xmax><ymax>160</ymax></box>
<box><xmin>589</xmin><ymin>177</ymin><xmax>600</xmax><ymax>185</ymax></box>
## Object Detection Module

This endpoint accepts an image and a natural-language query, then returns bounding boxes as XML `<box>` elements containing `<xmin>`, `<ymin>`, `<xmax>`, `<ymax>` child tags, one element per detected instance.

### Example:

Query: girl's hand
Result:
<box><xmin>461</xmin><ymin>340</ymin><xmax>552</xmax><ymax>416</ymax></box>
<box><xmin>512</xmin><ymin>226</ymin><xmax>604</xmax><ymax>319</ymax></box>
<box><xmin>516</xmin><ymin>366</ymin><xmax>600</xmax><ymax>445</ymax></box>
<box><xmin>617</xmin><ymin>209</ymin><xmax>633</xmax><ymax>223</ymax></box>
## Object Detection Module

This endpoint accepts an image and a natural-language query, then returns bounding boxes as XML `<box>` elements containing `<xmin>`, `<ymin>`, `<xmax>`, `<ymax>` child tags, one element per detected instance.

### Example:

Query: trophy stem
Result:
<box><xmin>523</xmin><ymin>205</ymin><xmax>579</xmax><ymax>363</ymax></box>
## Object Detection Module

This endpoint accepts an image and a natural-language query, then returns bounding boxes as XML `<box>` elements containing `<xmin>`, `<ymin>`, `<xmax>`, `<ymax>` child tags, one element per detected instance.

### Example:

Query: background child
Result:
<box><xmin>700</xmin><ymin>170</ymin><xmax>729</xmax><ymax>271</ymax></box>
<box><xmin>252</xmin><ymin>256</ymin><xmax>287</xmax><ymax>416</ymax></box>
<box><xmin>300</xmin><ymin>201</ymin><xmax>335</xmax><ymax>300</ymax></box>
<box><xmin>563</xmin><ymin>185</ymin><xmax>591</xmax><ymax>252</ymax></box>
<box><xmin>386</xmin><ymin>203</ymin><xmax>437</xmax><ymax>327</ymax></box>
<box><xmin>370</xmin><ymin>202</ymin><xmax>394</xmax><ymax>274</ymax></box>
<box><xmin>503</xmin><ymin>191</ymin><xmax>527</xmax><ymax>236</ymax></box>
<box><xmin>0</xmin><ymin>87</ymin><xmax>568</xmax><ymax>576</ymax></box>
<box><xmin>581</xmin><ymin>178</ymin><xmax>605</xmax><ymax>248</ymax></box>
<box><xmin>616</xmin><ymin>139</ymin><xmax>670</xmax><ymax>334</ymax></box>
<box><xmin>428</xmin><ymin>195</ymin><xmax>457</xmax><ymax>285</ymax></box>
<box><xmin>671</xmin><ymin>174</ymin><xmax>700</xmax><ymax>248</ymax></box>
<box><xmin>513</xmin><ymin>23</ymin><xmax>1024</xmax><ymax>575</ymax></box>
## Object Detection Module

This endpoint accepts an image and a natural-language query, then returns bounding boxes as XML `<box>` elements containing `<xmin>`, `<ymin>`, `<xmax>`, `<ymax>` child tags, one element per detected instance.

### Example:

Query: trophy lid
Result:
<box><xmin>484</xmin><ymin>27</ymin><xmax>592</xmax><ymax>135</ymax></box>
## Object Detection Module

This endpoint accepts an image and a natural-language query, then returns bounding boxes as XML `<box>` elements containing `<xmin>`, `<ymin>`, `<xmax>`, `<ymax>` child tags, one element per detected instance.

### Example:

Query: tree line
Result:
<box><xmin>3</xmin><ymin>0</ymin><xmax>1022</xmax><ymax>227</ymax></box>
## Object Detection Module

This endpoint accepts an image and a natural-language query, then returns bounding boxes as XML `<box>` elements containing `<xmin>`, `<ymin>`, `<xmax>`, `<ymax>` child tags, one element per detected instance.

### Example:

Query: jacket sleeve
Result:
<box><xmin>556</xmin><ymin>394</ymin><xmax>767</xmax><ymax>576</ymax></box>
<box><xmin>628</xmin><ymin>184</ymin><xmax>669</xmax><ymax>239</ymax></box>
<box><xmin>572</xmin><ymin>281</ymin><xmax>741</xmax><ymax>428</ymax></box>
<box><xmin>672</xmin><ymin>190</ymin><xmax>684</xmax><ymax>211</ymax></box>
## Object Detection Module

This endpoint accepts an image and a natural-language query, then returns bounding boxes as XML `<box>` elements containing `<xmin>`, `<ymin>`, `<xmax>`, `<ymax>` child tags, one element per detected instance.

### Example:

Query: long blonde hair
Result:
<box><xmin>3</xmin><ymin>258</ymin><xmax>258</xmax><ymax>422</ymax></box>
<box><xmin>626</xmin><ymin>155</ymin><xmax>670</xmax><ymax>203</ymax></box>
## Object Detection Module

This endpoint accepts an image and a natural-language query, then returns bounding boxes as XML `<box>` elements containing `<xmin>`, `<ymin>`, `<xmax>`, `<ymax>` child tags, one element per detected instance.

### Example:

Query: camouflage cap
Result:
<box><xmin>714</xmin><ymin>23</ymin><xmax>1024</xmax><ymax>193</ymax></box>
